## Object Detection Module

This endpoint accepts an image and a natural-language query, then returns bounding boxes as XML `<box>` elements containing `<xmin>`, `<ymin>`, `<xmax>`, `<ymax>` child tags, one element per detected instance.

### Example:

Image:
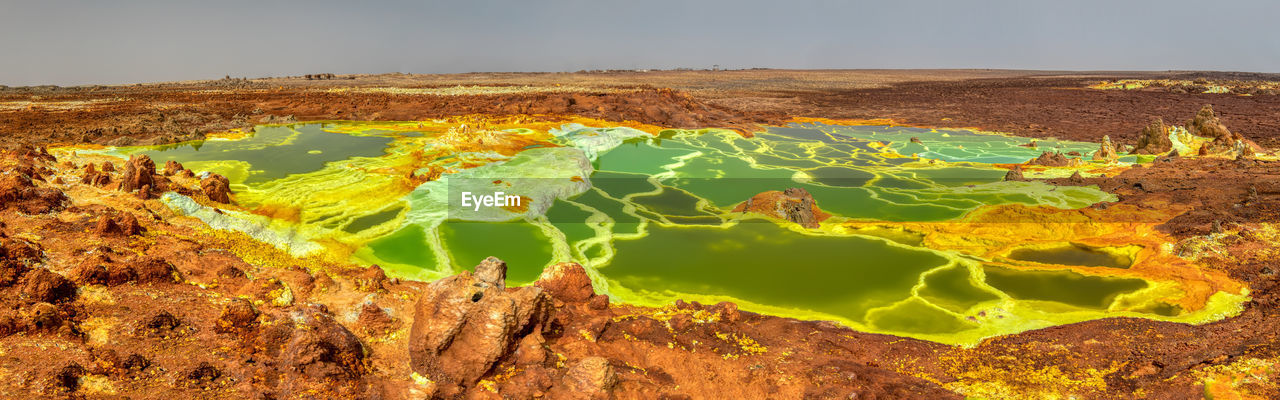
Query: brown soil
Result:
<box><xmin>1</xmin><ymin>70</ymin><xmax>1279</xmax><ymax>398</ymax></box>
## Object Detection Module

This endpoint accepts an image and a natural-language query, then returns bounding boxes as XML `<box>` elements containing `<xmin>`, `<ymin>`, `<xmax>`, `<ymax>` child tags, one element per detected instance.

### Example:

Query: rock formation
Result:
<box><xmin>1028</xmin><ymin>151</ymin><xmax>1083</xmax><ymax>167</ymax></box>
<box><xmin>119</xmin><ymin>154</ymin><xmax>156</xmax><ymax>197</ymax></box>
<box><xmin>81</xmin><ymin>163</ymin><xmax>111</xmax><ymax>186</ymax></box>
<box><xmin>1187</xmin><ymin>105</ymin><xmax>1262</xmax><ymax>158</ymax></box>
<box><xmin>0</xmin><ymin>165</ymin><xmax>67</xmax><ymax>214</ymax></box>
<box><xmin>200</xmin><ymin>173</ymin><xmax>232</xmax><ymax>203</ymax></box>
<box><xmin>162</xmin><ymin>160</ymin><xmax>185</xmax><ymax>176</ymax></box>
<box><xmin>1068</xmin><ymin>170</ymin><xmax>1086</xmax><ymax>183</ymax></box>
<box><xmin>93</xmin><ymin>213</ymin><xmax>145</xmax><ymax>237</ymax></box>
<box><xmin>1092</xmin><ymin>135</ymin><xmax>1119</xmax><ymax>163</ymax></box>
<box><xmin>732</xmin><ymin>187</ymin><xmax>831</xmax><ymax>228</ymax></box>
<box><xmin>551</xmin><ymin>357</ymin><xmax>617</xmax><ymax>399</ymax></box>
<box><xmin>535</xmin><ymin>262</ymin><xmax>596</xmax><ymax>303</ymax></box>
<box><xmin>1004</xmin><ymin>165</ymin><xmax>1025</xmax><ymax>181</ymax></box>
<box><xmin>1185</xmin><ymin>105</ymin><xmax>1232</xmax><ymax>142</ymax></box>
<box><xmin>408</xmin><ymin>257</ymin><xmax>553</xmax><ymax>396</ymax></box>
<box><xmin>1130</xmin><ymin>118</ymin><xmax>1174</xmax><ymax>155</ymax></box>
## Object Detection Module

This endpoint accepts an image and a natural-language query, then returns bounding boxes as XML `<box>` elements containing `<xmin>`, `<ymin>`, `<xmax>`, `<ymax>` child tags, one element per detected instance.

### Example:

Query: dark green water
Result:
<box><xmin>606</xmin><ymin>222</ymin><xmax>951</xmax><ymax>321</ymax></box>
<box><xmin>983</xmin><ymin>265</ymin><xmax>1148</xmax><ymax>309</ymax></box>
<box><xmin>1006</xmin><ymin>244</ymin><xmax>1134</xmax><ymax>269</ymax></box>
<box><xmin>136</xmin><ymin>124</ymin><xmax>393</xmax><ymax>184</ymax></box>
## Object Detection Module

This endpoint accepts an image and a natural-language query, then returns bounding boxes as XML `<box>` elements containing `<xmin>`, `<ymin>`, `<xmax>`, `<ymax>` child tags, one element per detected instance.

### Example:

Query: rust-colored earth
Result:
<box><xmin>2</xmin><ymin>70</ymin><xmax>1279</xmax><ymax>398</ymax></box>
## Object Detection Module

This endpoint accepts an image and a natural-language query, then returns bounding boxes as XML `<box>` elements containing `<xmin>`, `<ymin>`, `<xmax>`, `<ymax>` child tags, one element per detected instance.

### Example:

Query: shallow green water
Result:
<box><xmin>1006</xmin><ymin>244</ymin><xmax>1133</xmax><ymax>269</ymax></box>
<box><xmin>607</xmin><ymin>222</ymin><xmax>951</xmax><ymax>321</ymax></box>
<box><xmin>982</xmin><ymin>265</ymin><xmax>1148</xmax><ymax>309</ymax></box>
<box><xmin>137</xmin><ymin>124</ymin><xmax>394</xmax><ymax>185</ymax></box>
<box><xmin>114</xmin><ymin>121</ymin><xmax>1234</xmax><ymax>345</ymax></box>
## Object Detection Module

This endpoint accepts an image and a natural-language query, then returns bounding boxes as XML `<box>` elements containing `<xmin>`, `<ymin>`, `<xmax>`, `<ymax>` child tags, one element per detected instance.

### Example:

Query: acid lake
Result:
<box><xmin>104</xmin><ymin>120</ymin><xmax>1246</xmax><ymax>345</ymax></box>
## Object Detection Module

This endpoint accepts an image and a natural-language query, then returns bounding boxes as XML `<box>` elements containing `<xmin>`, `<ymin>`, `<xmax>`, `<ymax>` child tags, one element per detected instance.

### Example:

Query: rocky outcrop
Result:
<box><xmin>200</xmin><ymin>173</ymin><xmax>232</xmax><ymax>203</ymax></box>
<box><xmin>1187</xmin><ymin>105</ymin><xmax>1262</xmax><ymax>158</ymax></box>
<box><xmin>1028</xmin><ymin>151</ymin><xmax>1083</xmax><ymax>167</ymax></box>
<box><xmin>1130</xmin><ymin>118</ymin><xmax>1174</xmax><ymax>155</ymax></box>
<box><xmin>119</xmin><ymin>154</ymin><xmax>156</xmax><ymax>197</ymax></box>
<box><xmin>1185</xmin><ymin>105</ymin><xmax>1232</xmax><ymax>142</ymax></box>
<box><xmin>1092</xmin><ymin>135</ymin><xmax>1119</xmax><ymax>163</ymax></box>
<box><xmin>1004</xmin><ymin>165</ymin><xmax>1026</xmax><ymax>181</ymax></box>
<box><xmin>732</xmin><ymin>187</ymin><xmax>831</xmax><ymax>228</ymax></box>
<box><xmin>549</xmin><ymin>357</ymin><xmax>617</xmax><ymax>400</ymax></box>
<box><xmin>280</xmin><ymin>305</ymin><xmax>366</xmax><ymax>380</ymax></box>
<box><xmin>72</xmin><ymin>256</ymin><xmax>176</xmax><ymax>286</ymax></box>
<box><xmin>0</xmin><ymin>166</ymin><xmax>67</xmax><ymax>214</ymax></box>
<box><xmin>1068</xmin><ymin>171</ymin><xmax>1086</xmax><ymax>183</ymax></box>
<box><xmin>408</xmin><ymin>256</ymin><xmax>553</xmax><ymax>396</ymax></box>
<box><xmin>93</xmin><ymin>216</ymin><xmax>122</xmax><ymax>236</ymax></box>
<box><xmin>19</xmin><ymin>269</ymin><xmax>75</xmax><ymax>304</ymax></box>
<box><xmin>162</xmin><ymin>160</ymin><xmax>185</xmax><ymax>176</ymax></box>
<box><xmin>81</xmin><ymin>164</ymin><xmax>111</xmax><ymax>186</ymax></box>
<box><xmin>92</xmin><ymin>213</ymin><xmax>145</xmax><ymax>237</ymax></box>
<box><xmin>535</xmin><ymin>262</ymin><xmax>595</xmax><ymax>303</ymax></box>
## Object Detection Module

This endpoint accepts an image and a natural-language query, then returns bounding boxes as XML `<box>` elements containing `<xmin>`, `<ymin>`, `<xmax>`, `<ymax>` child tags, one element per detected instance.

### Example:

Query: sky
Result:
<box><xmin>1</xmin><ymin>0</ymin><xmax>1278</xmax><ymax>86</ymax></box>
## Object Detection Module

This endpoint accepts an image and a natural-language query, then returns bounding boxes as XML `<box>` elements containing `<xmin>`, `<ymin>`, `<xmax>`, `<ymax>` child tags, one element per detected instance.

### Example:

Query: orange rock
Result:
<box><xmin>731</xmin><ymin>188</ymin><xmax>830</xmax><ymax>228</ymax></box>
<box><xmin>200</xmin><ymin>173</ymin><xmax>232</xmax><ymax>203</ymax></box>
<box><xmin>536</xmin><ymin>262</ymin><xmax>595</xmax><ymax>303</ymax></box>
<box><xmin>119</xmin><ymin>154</ymin><xmax>156</xmax><ymax>195</ymax></box>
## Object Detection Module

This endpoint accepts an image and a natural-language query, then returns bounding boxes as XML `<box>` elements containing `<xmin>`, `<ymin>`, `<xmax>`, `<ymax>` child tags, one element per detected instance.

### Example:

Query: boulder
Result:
<box><xmin>81</xmin><ymin>164</ymin><xmax>111</xmax><ymax>186</ymax></box>
<box><xmin>93</xmin><ymin>215</ymin><xmax>122</xmax><ymax>237</ymax></box>
<box><xmin>281</xmin><ymin>305</ymin><xmax>366</xmax><ymax>380</ymax></box>
<box><xmin>117</xmin><ymin>213</ymin><xmax>145</xmax><ymax>236</ymax></box>
<box><xmin>214</xmin><ymin>298</ymin><xmax>259</xmax><ymax>334</ymax></box>
<box><xmin>354</xmin><ymin>264</ymin><xmax>387</xmax><ymax>292</ymax></box>
<box><xmin>535</xmin><ymin>262</ymin><xmax>595</xmax><ymax>303</ymax></box>
<box><xmin>408</xmin><ymin>257</ymin><xmax>553</xmax><ymax>395</ymax></box>
<box><xmin>200</xmin><ymin>173</ymin><xmax>232</xmax><ymax>203</ymax></box>
<box><xmin>132</xmin><ymin>257</ymin><xmax>178</xmax><ymax>284</ymax></box>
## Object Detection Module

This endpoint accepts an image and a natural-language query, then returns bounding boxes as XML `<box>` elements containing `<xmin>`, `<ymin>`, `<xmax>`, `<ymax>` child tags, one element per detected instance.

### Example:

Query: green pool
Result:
<box><xmin>102</xmin><ymin>121</ymin><xmax>1245</xmax><ymax>345</ymax></box>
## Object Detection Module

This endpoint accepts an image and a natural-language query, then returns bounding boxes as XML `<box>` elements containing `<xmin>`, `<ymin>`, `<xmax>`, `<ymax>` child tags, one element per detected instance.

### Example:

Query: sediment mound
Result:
<box><xmin>732</xmin><ymin>187</ymin><xmax>831</xmax><ymax>228</ymax></box>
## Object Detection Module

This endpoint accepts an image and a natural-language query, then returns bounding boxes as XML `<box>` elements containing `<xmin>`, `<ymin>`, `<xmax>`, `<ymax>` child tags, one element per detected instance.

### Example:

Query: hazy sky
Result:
<box><xmin>2</xmin><ymin>0</ymin><xmax>1278</xmax><ymax>86</ymax></box>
